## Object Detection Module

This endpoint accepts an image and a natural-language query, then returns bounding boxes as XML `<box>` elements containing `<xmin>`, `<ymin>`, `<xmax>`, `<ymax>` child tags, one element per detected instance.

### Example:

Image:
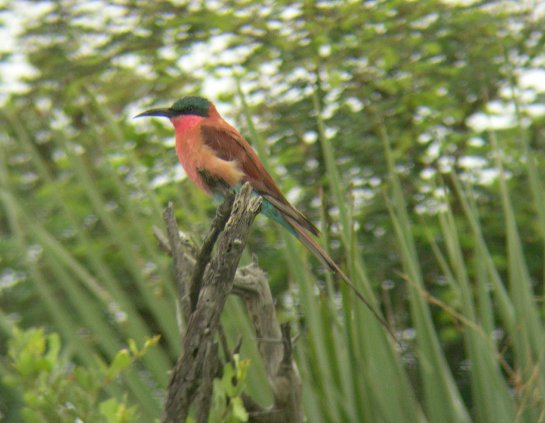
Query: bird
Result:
<box><xmin>135</xmin><ymin>96</ymin><xmax>392</xmax><ymax>337</ymax></box>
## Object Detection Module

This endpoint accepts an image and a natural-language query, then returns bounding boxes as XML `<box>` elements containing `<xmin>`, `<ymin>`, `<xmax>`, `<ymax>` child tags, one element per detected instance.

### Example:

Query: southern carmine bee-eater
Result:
<box><xmin>135</xmin><ymin>96</ymin><xmax>391</xmax><ymax>335</ymax></box>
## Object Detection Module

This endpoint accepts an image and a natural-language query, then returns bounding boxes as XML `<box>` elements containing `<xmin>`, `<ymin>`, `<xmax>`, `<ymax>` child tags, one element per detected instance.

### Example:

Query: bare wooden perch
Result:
<box><xmin>159</xmin><ymin>183</ymin><xmax>303</xmax><ymax>423</ymax></box>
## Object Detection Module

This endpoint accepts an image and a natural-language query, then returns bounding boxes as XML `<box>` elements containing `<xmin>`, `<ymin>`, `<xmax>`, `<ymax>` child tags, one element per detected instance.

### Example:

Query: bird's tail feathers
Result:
<box><xmin>262</xmin><ymin>193</ymin><xmax>320</xmax><ymax>236</ymax></box>
<box><xmin>283</xmin><ymin>213</ymin><xmax>397</xmax><ymax>342</ymax></box>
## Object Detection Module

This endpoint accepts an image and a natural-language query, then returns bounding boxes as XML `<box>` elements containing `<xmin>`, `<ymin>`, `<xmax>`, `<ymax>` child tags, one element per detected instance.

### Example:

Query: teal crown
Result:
<box><xmin>171</xmin><ymin>96</ymin><xmax>210</xmax><ymax>117</ymax></box>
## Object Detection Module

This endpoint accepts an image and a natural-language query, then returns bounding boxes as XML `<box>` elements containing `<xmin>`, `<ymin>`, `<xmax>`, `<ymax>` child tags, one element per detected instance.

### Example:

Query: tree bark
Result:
<box><xmin>233</xmin><ymin>267</ymin><xmax>303</xmax><ymax>423</ymax></box>
<box><xmin>159</xmin><ymin>183</ymin><xmax>302</xmax><ymax>423</ymax></box>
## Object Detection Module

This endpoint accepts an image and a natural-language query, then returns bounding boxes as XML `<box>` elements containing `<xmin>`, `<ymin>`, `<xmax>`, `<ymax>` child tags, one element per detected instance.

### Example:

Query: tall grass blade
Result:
<box><xmin>379</xmin><ymin>118</ymin><xmax>470</xmax><ymax>422</ymax></box>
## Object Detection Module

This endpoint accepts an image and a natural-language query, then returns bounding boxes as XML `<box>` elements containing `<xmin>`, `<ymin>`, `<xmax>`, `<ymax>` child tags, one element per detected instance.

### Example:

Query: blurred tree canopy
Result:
<box><xmin>2</xmin><ymin>0</ymin><xmax>545</xmax><ymax>421</ymax></box>
<box><xmin>3</xmin><ymin>0</ymin><xmax>544</xmax><ymax>306</ymax></box>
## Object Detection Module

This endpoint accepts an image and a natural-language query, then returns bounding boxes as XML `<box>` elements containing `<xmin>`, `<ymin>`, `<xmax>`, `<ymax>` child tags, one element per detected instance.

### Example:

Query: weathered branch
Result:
<box><xmin>163</xmin><ymin>184</ymin><xmax>261</xmax><ymax>422</ymax></box>
<box><xmin>162</xmin><ymin>203</ymin><xmax>193</xmax><ymax>324</ymax></box>
<box><xmin>189</xmin><ymin>193</ymin><xmax>235</xmax><ymax>311</ymax></box>
<box><xmin>233</xmin><ymin>265</ymin><xmax>303</xmax><ymax>423</ymax></box>
<box><xmin>159</xmin><ymin>182</ymin><xmax>302</xmax><ymax>423</ymax></box>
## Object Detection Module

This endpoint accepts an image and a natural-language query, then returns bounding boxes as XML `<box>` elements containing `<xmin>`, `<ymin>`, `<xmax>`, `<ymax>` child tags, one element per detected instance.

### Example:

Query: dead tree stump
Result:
<box><xmin>157</xmin><ymin>183</ymin><xmax>303</xmax><ymax>423</ymax></box>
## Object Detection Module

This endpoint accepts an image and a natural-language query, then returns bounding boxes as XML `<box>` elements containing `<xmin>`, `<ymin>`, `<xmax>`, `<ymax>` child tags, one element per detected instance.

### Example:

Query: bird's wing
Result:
<box><xmin>201</xmin><ymin>124</ymin><xmax>319</xmax><ymax>236</ymax></box>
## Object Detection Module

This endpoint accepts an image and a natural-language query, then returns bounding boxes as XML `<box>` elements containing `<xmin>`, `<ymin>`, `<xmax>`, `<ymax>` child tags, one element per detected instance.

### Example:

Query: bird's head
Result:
<box><xmin>135</xmin><ymin>96</ymin><xmax>211</xmax><ymax>119</ymax></box>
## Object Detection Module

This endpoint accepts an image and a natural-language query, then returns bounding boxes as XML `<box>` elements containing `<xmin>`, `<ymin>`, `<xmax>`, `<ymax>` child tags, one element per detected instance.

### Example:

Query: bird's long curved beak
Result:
<box><xmin>134</xmin><ymin>108</ymin><xmax>175</xmax><ymax>119</ymax></box>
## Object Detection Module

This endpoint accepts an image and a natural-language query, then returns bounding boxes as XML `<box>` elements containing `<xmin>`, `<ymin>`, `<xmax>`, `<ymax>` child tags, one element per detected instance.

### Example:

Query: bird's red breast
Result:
<box><xmin>170</xmin><ymin>111</ymin><xmax>244</xmax><ymax>194</ymax></box>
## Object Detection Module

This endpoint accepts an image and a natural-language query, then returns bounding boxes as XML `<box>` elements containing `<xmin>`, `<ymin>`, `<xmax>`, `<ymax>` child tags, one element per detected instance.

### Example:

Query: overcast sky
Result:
<box><xmin>1</xmin><ymin>0</ymin><xmax>544</xmax><ymax>132</ymax></box>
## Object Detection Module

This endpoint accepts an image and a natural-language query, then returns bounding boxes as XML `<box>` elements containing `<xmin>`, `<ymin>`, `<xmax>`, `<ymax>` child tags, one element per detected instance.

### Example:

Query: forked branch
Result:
<box><xmin>160</xmin><ymin>183</ymin><xmax>302</xmax><ymax>423</ymax></box>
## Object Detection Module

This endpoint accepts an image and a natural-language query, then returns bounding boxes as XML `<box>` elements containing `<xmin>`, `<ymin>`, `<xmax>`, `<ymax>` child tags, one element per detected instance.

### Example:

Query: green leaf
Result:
<box><xmin>99</xmin><ymin>398</ymin><xmax>137</xmax><ymax>423</ymax></box>
<box><xmin>231</xmin><ymin>397</ymin><xmax>249</xmax><ymax>422</ymax></box>
<box><xmin>106</xmin><ymin>349</ymin><xmax>131</xmax><ymax>381</ymax></box>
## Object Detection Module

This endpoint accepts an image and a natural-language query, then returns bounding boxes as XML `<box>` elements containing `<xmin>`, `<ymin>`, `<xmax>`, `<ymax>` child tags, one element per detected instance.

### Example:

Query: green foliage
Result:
<box><xmin>1</xmin><ymin>0</ymin><xmax>545</xmax><ymax>421</ymax></box>
<box><xmin>208</xmin><ymin>355</ymin><xmax>250</xmax><ymax>423</ymax></box>
<box><xmin>2</xmin><ymin>327</ymin><xmax>159</xmax><ymax>423</ymax></box>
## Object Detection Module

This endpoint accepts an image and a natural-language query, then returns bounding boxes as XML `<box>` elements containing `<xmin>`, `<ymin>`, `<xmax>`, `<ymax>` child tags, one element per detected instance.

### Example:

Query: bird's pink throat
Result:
<box><xmin>170</xmin><ymin>115</ymin><xmax>204</xmax><ymax>133</ymax></box>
